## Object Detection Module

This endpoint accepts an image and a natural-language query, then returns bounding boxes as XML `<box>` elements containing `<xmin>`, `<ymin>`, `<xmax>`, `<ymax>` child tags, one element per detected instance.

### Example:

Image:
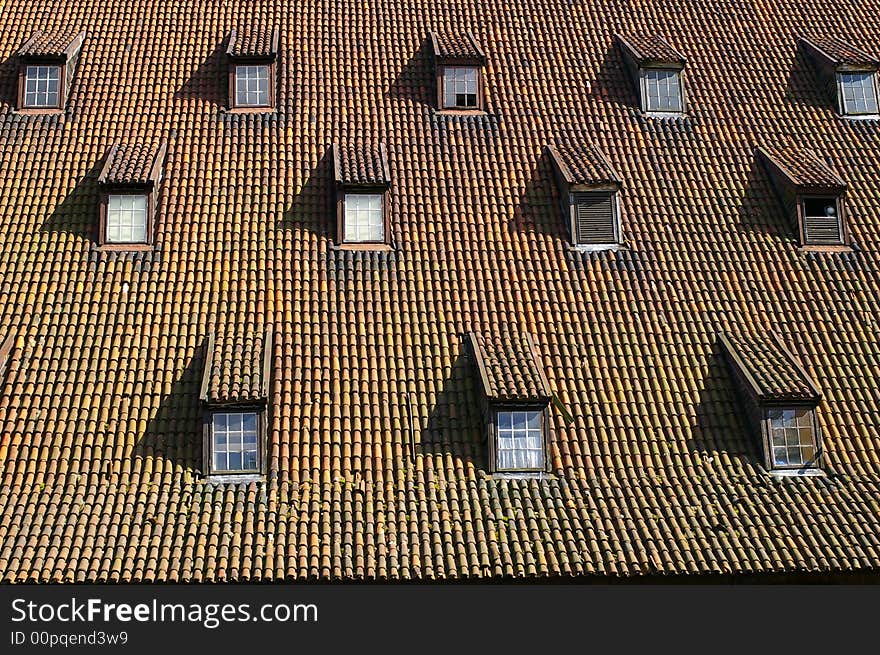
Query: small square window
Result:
<box><xmin>106</xmin><ymin>194</ymin><xmax>148</xmax><ymax>243</ymax></box>
<box><xmin>801</xmin><ymin>196</ymin><xmax>843</xmax><ymax>245</ymax></box>
<box><xmin>211</xmin><ymin>411</ymin><xmax>260</xmax><ymax>473</ymax></box>
<box><xmin>235</xmin><ymin>64</ymin><xmax>270</xmax><ymax>107</ymax></box>
<box><xmin>24</xmin><ymin>65</ymin><xmax>61</xmax><ymax>108</ymax></box>
<box><xmin>495</xmin><ymin>410</ymin><xmax>544</xmax><ymax>471</ymax></box>
<box><xmin>766</xmin><ymin>408</ymin><xmax>818</xmax><ymax>469</ymax></box>
<box><xmin>343</xmin><ymin>193</ymin><xmax>385</xmax><ymax>243</ymax></box>
<box><xmin>644</xmin><ymin>68</ymin><xmax>683</xmax><ymax>112</ymax></box>
<box><xmin>443</xmin><ymin>66</ymin><xmax>478</xmax><ymax>109</ymax></box>
<box><xmin>839</xmin><ymin>72</ymin><xmax>878</xmax><ymax>115</ymax></box>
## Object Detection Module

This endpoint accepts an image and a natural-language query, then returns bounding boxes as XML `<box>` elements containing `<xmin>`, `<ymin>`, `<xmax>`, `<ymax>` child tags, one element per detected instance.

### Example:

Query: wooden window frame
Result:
<box><xmin>98</xmin><ymin>186</ymin><xmax>155</xmax><ymax>250</ymax></box>
<box><xmin>335</xmin><ymin>184</ymin><xmax>391</xmax><ymax>249</ymax></box>
<box><xmin>487</xmin><ymin>403</ymin><xmax>550</xmax><ymax>474</ymax></box>
<box><xmin>638</xmin><ymin>64</ymin><xmax>686</xmax><ymax>114</ymax></box>
<box><xmin>227</xmin><ymin>56</ymin><xmax>276</xmax><ymax>112</ymax></box>
<box><xmin>436</xmin><ymin>61</ymin><xmax>485</xmax><ymax>113</ymax></box>
<box><xmin>569</xmin><ymin>187</ymin><xmax>622</xmax><ymax>248</ymax></box>
<box><xmin>202</xmin><ymin>405</ymin><xmax>267</xmax><ymax>477</ymax></box>
<box><xmin>835</xmin><ymin>68</ymin><xmax>880</xmax><ymax>116</ymax></box>
<box><xmin>797</xmin><ymin>193</ymin><xmax>847</xmax><ymax>247</ymax></box>
<box><xmin>759</xmin><ymin>404</ymin><xmax>822</xmax><ymax>472</ymax></box>
<box><xmin>17</xmin><ymin>57</ymin><xmax>65</xmax><ymax>112</ymax></box>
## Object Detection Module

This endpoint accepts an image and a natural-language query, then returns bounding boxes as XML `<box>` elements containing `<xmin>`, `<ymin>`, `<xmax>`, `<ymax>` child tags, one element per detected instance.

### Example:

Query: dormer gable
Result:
<box><xmin>429</xmin><ymin>30</ymin><xmax>487</xmax><ymax>112</ymax></box>
<box><xmin>226</xmin><ymin>25</ymin><xmax>279</xmax><ymax>111</ymax></box>
<box><xmin>615</xmin><ymin>33</ymin><xmax>687</xmax><ymax>114</ymax></box>
<box><xmin>16</xmin><ymin>29</ymin><xmax>85</xmax><ymax>112</ymax></box>
<box><xmin>332</xmin><ymin>143</ymin><xmax>392</xmax><ymax>249</ymax></box>
<box><xmin>799</xmin><ymin>35</ymin><xmax>880</xmax><ymax>116</ymax></box>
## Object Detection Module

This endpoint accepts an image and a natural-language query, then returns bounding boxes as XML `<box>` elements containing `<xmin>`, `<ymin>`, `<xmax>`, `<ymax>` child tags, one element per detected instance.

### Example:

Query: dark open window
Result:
<box><xmin>801</xmin><ymin>196</ymin><xmax>844</xmax><ymax>245</ymax></box>
<box><xmin>429</xmin><ymin>31</ymin><xmax>487</xmax><ymax>113</ymax></box>
<box><xmin>441</xmin><ymin>65</ymin><xmax>480</xmax><ymax>109</ymax></box>
<box><xmin>572</xmin><ymin>191</ymin><xmax>619</xmax><ymax>246</ymax></box>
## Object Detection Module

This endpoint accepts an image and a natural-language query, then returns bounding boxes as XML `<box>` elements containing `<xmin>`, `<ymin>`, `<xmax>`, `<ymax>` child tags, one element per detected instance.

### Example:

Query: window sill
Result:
<box><xmin>643</xmin><ymin>111</ymin><xmax>688</xmax><ymax>120</ymax></box>
<box><xmin>840</xmin><ymin>113</ymin><xmax>880</xmax><ymax>120</ymax></box>
<box><xmin>798</xmin><ymin>244</ymin><xmax>852</xmax><ymax>253</ymax></box>
<box><xmin>767</xmin><ymin>468</ymin><xmax>825</xmax><ymax>478</ymax></box>
<box><xmin>489</xmin><ymin>471</ymin><xmax>556</xmax><ymax>480</ymax></box>
<box><xmin>205</xmin><ymin>473</ymin><xmax>263</xmax><ymax>484</ymax></box>
<box><xmin>97</xmin><ymin>243</ymin><xmax>153</xmax><ymax>252</ymax></box>
<box><xmin>570</xmin><ymin>243</ymin><xmax>624</xmax><ymax>253</ymax></box>
<box><xmin>331</xmin><ymin>242</ymin><xmax>393</xmax><ymax>252</ymax></box>
<box><xmin>15</xmin><ymin>108</ymin><xmax>64</xmax><ymax>116</ymax></box>
<box><xmin>434</xmin><ymin>108</ymin><xmax>487</xmax><ymax>116</ymax></box>
<box><xmin>224</xmin><ymin>106</ymin><xmax>275</xmax><ymax>114</ymax></box>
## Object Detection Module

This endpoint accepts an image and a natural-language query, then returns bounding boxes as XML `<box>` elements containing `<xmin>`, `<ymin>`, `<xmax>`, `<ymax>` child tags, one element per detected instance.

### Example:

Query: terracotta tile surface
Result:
<box><xmin>616</xmin><ymin>33</ymin><xmax>686</xmax><ymax>64</ymax></box>
<box><xmin>799</xmin><ymin>35</ymin><xmax>879</xmax><ymax>68</ymax></box>
<box><xmin>0</xmin><ymin>0</ymin><xmax>880</xmax><ymax>582</ymax></box>
<box><xmin>202</xmin><ymin>330</ymin><xmax>271</xmax><ymax>405</ymax></box>
<box><xmin>227</xmin><ymin>25</ymin><xmax>277</xmax><ymax>58</ymax></box>
<box><xmin>720</xmin><ymin>332</ymin><xmax>820</xmax><ymax>402</ymax></box>
<box><xmin>17</xmin><ymin>28</ymin><xmax>83</xmax><ymax>56</ymax></box>
<box><xmin>470</xmin><ymin>332</ymin><xmax>551</xmax><ymax>402</ymax></box>
<box><xmin>549</xmin><ymin>143</ymin><xmax>622</xmax><ymax>186</ymax></box>
<box><xmin>757</xmin><ymin>144</ymin><xmax>846</xmax><ymax>190</ymax></box>
<box><xmin>334</xmin><ymin>143</ymin><xmax>390</xmax><ymax>186</ymax></box>
<box><xmin>98</xmin><ymin>143</ymin><xmax>163</xmax><ymax>185</ymax></box>
<box><xmin>431</xmin><ymin>30</ymin><xmax>484</xmax><ymax>60</ymax></box>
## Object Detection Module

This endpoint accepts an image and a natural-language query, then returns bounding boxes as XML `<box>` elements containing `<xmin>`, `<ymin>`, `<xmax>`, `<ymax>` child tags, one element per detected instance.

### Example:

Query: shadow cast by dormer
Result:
<box><xmin>134</xmin><ymin>343</ymin><xmax>206</xmax><ymax>476</ymax></box>
<box><xmin>387</xmin><ymin>36</ymin><xmax>435</xmax><ymax>110</ymax></box>
<box><xmin>735</xmin><ymin>154</ymin><xmax>790</xmax><ymax>240</ymax></box>
<box><xmin>593</xmin><ymin>39</ymin><xmax>638</xmax><ymax>113</ymax></box>
<box><xmin>784</xmin><ymin>44</ymin><xmax>831</xmax><ymax>110</ymax></box>
<box><xmin>277</xmin><ymin>146</ymin><xmax>334</xmax><ymax>240</ymax></box>
<box><xmin>174</xmin><ymin>40</ymin><xmax>226</xmax><ymax>110</ymax></box>
<box><xmin>510</xmin><ymin>148</ymin><xmax>562</xmax><ymax>238</ymax></box>
<box><xmin>40</xmin><ymin>158</ymin><xmax>105</xmax><ymax>243</ymax></box>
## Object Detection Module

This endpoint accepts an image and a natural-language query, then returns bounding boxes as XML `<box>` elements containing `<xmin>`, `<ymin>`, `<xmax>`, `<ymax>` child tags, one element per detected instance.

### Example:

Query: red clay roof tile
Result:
<box><xmin>430</xmin><ymin>30</ymin><xmax>485</xmax><ymax>61</ymax></box>
<box><xmin>98</xmin><ymin>142</ymin><xmax>167</xmax><ymax>186</ymax></box>
<box><xmin>799</xmin><ymin>35</ymin><xmax>879</xmax><ymax>68</ymax></box>
<box><xmin>17</xmin><ymin>29</ymin><xmax>84</xmax><ymax>58</ymax></box>
<box><xmin>227</xmin><ymin>26</ymin><xmax>278</xmax><ymax>58</ymax></box>
<box><xmin>333</xmin><ymin>143</ymin><xmax>391</xmax><ymax>186</ymax></box>
<box><xmin>548</xmin><ymin>143</ymin><xmax>622</xmax><ymax>187</ymax></box>
<box><xmin>615</xmin><ymin>33</ymin><xmax>686</xmax><ymax>65</ymax></box>
<box><xmin>757</xmin><ymin>144</ymin><xmax>846</xmax><ymax>192</ymax></box>
<box><xmin>470</xmin><ymin>332</ymin><xmax>551</xmax><ymax>402</ymax></box>
<box><xmin>201</xmin><ymin>328</ymin><xmax>272</xmax><ymax>406</ymax></box>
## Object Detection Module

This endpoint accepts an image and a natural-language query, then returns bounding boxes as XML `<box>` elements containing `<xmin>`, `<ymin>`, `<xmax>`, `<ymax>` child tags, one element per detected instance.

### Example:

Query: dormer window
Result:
<box><xmin>547</xmin><ymin>143</ymin><xmax>623</xmax><ymax>249</ymax></box>
<box><xmin>467</xmin><ymin>331</ymin><xmax>553</xmax><ymax>475</ymax></box>
<box><xmin>757</xmin><ymin>144</ymin><xmax>849</xmax><ymax>248</ymax></box>
<box><xmin>429</xmin><ymin>31</ymin><xmax>487</xmax><ymax>113</ymax></box>
<box><xmin>799</xmin><ymin>36</ymin><xmax>880</xmax><ymax>117</ymax></box>
<box><xmin>97</xmin><ymin>142</ymin><xmax>168</xmax><ymax>250</ymax></box>
<box><xmin>200</xmin><ymin>328</ymin><xmax>273</xmax><ymax>480</ymax></box>
<box><xmin>719</xmin><ymin>331</ymin><xmax>823</xmax><ymax>474</ymax></box>
<box><xmin>226</xmin><ymin>26</ymin><xmax>278</xmax><ymax>111</ymax></box>
<box><xmin>16</xmin><ymin>29</ymin><xmax>84</xmax><ymax>112</ymax></box>
<box><xmin>616</xmin><ymin>33</ymin><xmax>687</xmax><ymax>115</ymax></box>
<box><xmin>332</xmin><ymin>143</ymin><xmax>392</xmax><ymax>249</ymax></box>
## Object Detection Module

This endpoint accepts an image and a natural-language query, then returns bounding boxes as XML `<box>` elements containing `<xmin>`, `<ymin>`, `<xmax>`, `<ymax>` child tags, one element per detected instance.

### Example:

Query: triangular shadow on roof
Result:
<box><xmin>511</xmin><ymin>148</ymin><xmax>563</xmax><ymax>238</ymax></box>
<box><xmin>420</xmin><ymin>349</ymin><xmax>484</xmax><ymax>468</ymax></box>
<box><xmin>784</xmin><ymin>43</ymin><xmax>831</xmax><ymax>110</ymax></box>
<box><xmin>277</xmin><ymin>146</ymin><xmax>334</xmax><ymax>240</ymax></box>
<box><xmin>134</xmin><ymin>343</ymin><xmax>207</xmax><ymax>476</ymax></box>
<box><xmin>386</xmin><ymin>36</ymin><xmax>435</xmax><ymax>109</ymax></box>
<box><xmin>592</xmin><ymin>39</ymin><xmax>638</xmax><ymax>112</ymax></box>
<box><xmin>735</xmin><ymin>154</ymin><xmax>789</xmax><ymax>240</ymax></box>
<box><xmin>174</xmin><ymin>40</ymin><xmax>226</xmax><ymax>109</ymax></box>
<box><xmin>686</xmin><ymin>338</ymin><xmax>760</xmax><ymax>465</ymax></box>
<box><xmin>40</xmin><ymin>158</ymin><xmax>105</xmax><ymax>243</ymax></box>
<box><xmin>0</xmin><ymin>54</ymin><xmax>18</xmax><ymax>112</ymax></box>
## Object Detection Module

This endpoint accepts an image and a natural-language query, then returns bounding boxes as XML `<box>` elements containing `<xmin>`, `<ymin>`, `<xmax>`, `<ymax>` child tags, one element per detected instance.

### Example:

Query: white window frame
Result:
<box><xmin>235</xmin><ymin>64</ymin><xmax>270</xmax><ymax>107</ymax></box>
<box><xmin>837</xmin><ymin>70</ymin><xmax>880</xmax><ymax>116</ymax></box>
<box><xmin>494</xmin><ymin>409</ymin><xmax>546</xmax><ymax>472</ymax></box>
<box><xmin>106</xmin><ymin>193</ymin><xmax>149</xmax><ymax>244</ymax></box>
<box><xmin>23</xmin><ymin>64</ymin><xmax>61</xmax><ymax>108</ymax></box>
<box><xmin>442</xmin><ymin>66</ymin><xmax>479</xmax><ymax>109</ymax></box>
<box><xmin>210</xmin><ymin>411</ymin><xmax>261</xmax><ymax>474</ymax></box>
<box><xmin>765</xmin><ymin>407</ymin><xmax>819</xmax><ymax>470</ymax></box>
<box><xmin>569</xmin><ymin>189</ymin><xmax>622</xmax><ymax>251</ymax></box>
<box><xmin>343</xmin><ymin>192</ymin><xmax>385</xmax><ymax>243</ymax></box>
<box><xmin>640</xmin><ymin>67</ymin><xmax>684</xmax><ymax>114</ymax></box>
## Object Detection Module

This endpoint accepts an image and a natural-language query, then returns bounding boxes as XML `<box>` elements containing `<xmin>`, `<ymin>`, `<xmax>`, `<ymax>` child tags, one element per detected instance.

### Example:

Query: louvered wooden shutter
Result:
<box><xmin>803</xmin><ymin>214</ymin><xmax>843</xmax><ymax>245</ymax></box>
<box><xmin>572</xmin><ymin>192</ymin><xmax>616</xmax><ymax>245</ymax></box>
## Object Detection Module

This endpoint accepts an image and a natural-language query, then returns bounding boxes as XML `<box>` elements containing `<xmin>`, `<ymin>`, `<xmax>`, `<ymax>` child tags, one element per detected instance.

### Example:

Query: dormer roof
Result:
<box><xmin>756</xmin><ymin>144</ymin><xmax>846</xmax><ymax>193</ymax></box>
<box><xmin>547</xmin><ymin>143</ymin><xmax>622</xmax><ymax>188</ymax></box>
<box><xmin>429</xmin><ymin>30</ymin><xmax>486</xmax><ymax>63</ymax></box>
<box><xmin>17</xmin><ymin>29</ymin><xmax>84</xmax><ymax>59</ymax></box>
<box><xmin>615</xmin><ymin>33</ymin><xmax>686</xmax><ymax>66</ymax></box>
<box><xmin>799</xmin><ymin>35</ymin><xmax>879</xmax><ymax>70</ymax></box>
<box><xmin>98</xmin><ymin>142</ymin><xmax>168</xmax><ymax>188</ymax></box>
<box><xmin>227</xmin><ymin>25</ymin><xmax>279</xmax><ymax>59</ymax></box>
<box><xmin>333</xmin><ymin>143</ymin><xmax>391</xmax><ymax>187</ymax></box>
<box><xmin>468</xmin><ymin>331</ymin><xmax>552</xmax><ymax>404</ymax></box>
<box><xmin>200</xmin><ymin>327</ymin><xmax>273</xmax><ymax>406</ymax></box>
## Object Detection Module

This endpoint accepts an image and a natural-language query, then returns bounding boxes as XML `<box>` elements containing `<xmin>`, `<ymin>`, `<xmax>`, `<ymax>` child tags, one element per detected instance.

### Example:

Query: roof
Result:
<box><xmin>227</xmin><ymin>25</ymin><xmax>279</xmax><ymax>58</ymax></box>
<box><xmin>97</xmin><ymin>142</ymin><xmax>167</xmax><ymax>186</ymax></box>
<box><xmin>615</xmin><ymin>33</ymin><xmax>686</xmax><ymax>65</ymax></box>
<box><xmin>17</xmin><ymin>28</ymin><xmax>84</xmax><ymax>58</ymax></box>
<box><xmin>333</xmin><ymin>143</ymin><xmax>391</xmax><ymax>186</ymax></box>
<box><xmin>799</xmin><ymin>35</ymin><xmax>879</xmax><ymax>69</ymax></box>
<box><xmin>430</xmin><ymin>30</ymin><xmax>486</xmax><ymax>62</ymax></box>
<box><xmin>547</xmin><ymin>143</ymin><xmax>622</xmax><ymax>187</ymax></box>
<box><xmin>469</xmin><ymin>331</ymin><xmax>552</xmax><ymax>403</ymax></box>
<box><xmin>756</xmin><ymin>144</ymin><xmax>847</xmax><ymax>192</ymax></box>
<box><xmin>200</xmin><ymin>328</ymin><xmax>273</xmax><ymax>406</ymax></box>
<box><xmin>3</xmin><ymin>0</ymin><xmax>880</xmax><ymax>584</ymax></box>
<box><xmin>719</xmin><ymin>332</ymin><xmax>821</xmax><ymax>403</ymax></box>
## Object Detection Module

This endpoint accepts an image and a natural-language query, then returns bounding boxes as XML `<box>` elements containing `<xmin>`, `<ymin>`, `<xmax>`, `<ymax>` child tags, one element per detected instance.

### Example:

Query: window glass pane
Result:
<box><xmin>343</xmin><ymin>193</ymin><xmax>385</xmax><ymax>242</ymax></box>
<box><xmin>496</xmin><ymin>410</ymin><xmax>544</xmax><ymax>471</ymax></box>
<box><xmin>212</xmin><ymin>412</ymin><xmax>259</xmax><ymax>471</ymax></box>
<box><xmin>767</xmin><ymin>408</ymin><xmax>817</xmax><ymax>468</ymax></box>
<box><xmin>24</xmin><ymin>65</ymin><xmax>61</xmax><ymax>107</ymax></box>
<box><xmin>840</xmin><ymin>72</ymin><xmax>878</xmax><ymax>114</ymax></box>
<box><xmin>443</xmin><ymin>66</ymin><xmax>478</xmax><ymax>108</ymax></box>
<box><xmin>644</xmin><ymin>68</ymin><xmax>682</xmax><ymax>112</ymax></box>
<box><xmin>235</xmin><ymin>65</ymin><xmax>270</xmax><ymax>106</ymax></box>
<box><xmin>106</xmin><ymin>194</ymin><xmax>148</xmax><ymax>243</ymax></box>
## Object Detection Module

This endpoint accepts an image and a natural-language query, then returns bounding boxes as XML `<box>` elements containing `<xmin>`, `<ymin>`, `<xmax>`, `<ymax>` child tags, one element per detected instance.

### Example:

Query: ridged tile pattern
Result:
<box><xmin>802</xmin><ymin>35</ymin><xmax>878</xmax><ymax>67</ymax></box>
<box><xmin>1</xmin><ymin>0</ymin><xmax>880</xmax><ymax>582</ymax></box>
<box><xmin>432</xmin><ymin>30</ymin><xmax>482</xmax><ymax>59</ymax></box>
<box><xmin>759</xmin><ymin>143</ymin><xmax>846</xmax><ymax>190</ymax></box>
<box><xmin>550</xmin><ymin>143</ymin><xmax>621</xmax><ymax>186</ymax></box>
<box><xmin>722</xmin><ymin>332</ymin><xmax>819</xmax><ymax>401</ymax></box>
<box><xmin>228</xmin><ymin>25</ymin><xmax>276</xmax><ymax>58</ymax></box>
<box><xmin>334</xmin><ymin>143</ymin><xmax>389</xmax><ymax>185</ymax></box>
<box><xmin>204</xmin><ymin>331</ymin><xmax>268</xmax><ymax>405</ymax></box>
<box><xmin>617</xmin><ymin>33</ymin><xmax>686</xmax><ymax>64</ymax></box>
<box><xmin>99</xmin><ymin>143</ymin><xmax>161</xmax><ymax>185</ymax></box>
<box><xmin>18</xmin><ymin>28</ymin><xmax>81</xmax><ymax>56</ymax></box>
<box><xmin>471</xmin><ymin>332</ymin><xmax>550</xmax><ymax>402</ymax></box>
